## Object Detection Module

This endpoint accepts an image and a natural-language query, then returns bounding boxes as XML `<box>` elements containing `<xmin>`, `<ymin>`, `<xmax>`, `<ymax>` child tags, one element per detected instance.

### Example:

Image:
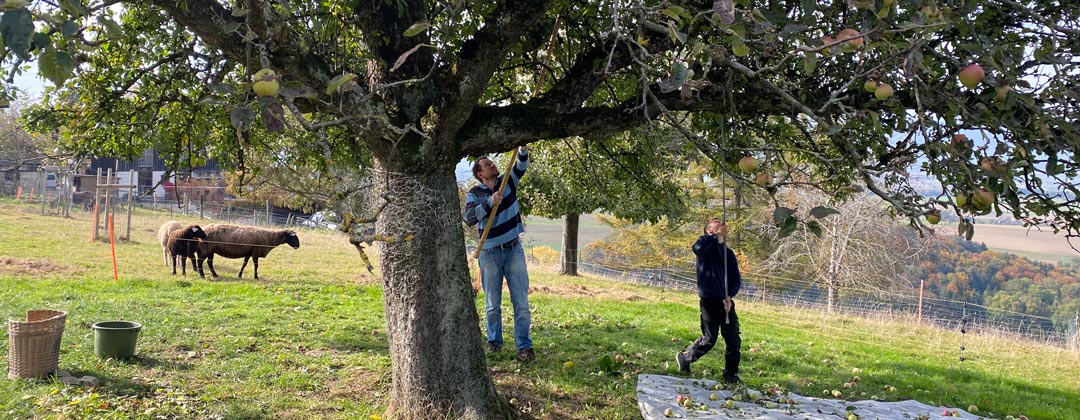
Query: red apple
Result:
<box><xmin>837</xmin><ymin>28</ymin><xmax>863</xmax><ymax>47</ymax></box>
<box><xmin>959</xmin><ymin>63</ymin><xmax>985</xmax><ymax>88</ymax></box>
<box><xmin>754</xmin><ymin>172</ymin><xmax>773</xmax><ymax>186</ymax></box>
<box><xmin>875</xmin><ymin>83</ymin><xmax>894</xmax><ymax>100</ymax></box>
<box><xmin>738</xmin><ymin>156</ymin><xmax>761</xmax><ymax>172</ymax></box>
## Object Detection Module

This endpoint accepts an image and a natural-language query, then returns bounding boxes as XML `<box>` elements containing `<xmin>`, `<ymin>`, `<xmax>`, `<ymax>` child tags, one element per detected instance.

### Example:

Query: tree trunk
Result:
<box><xmin>377</xmin><ymin>170</ymin><xmax>510</xmax><ymax>420</ymax></box>
<box><xmin>826</xmin><ymin>283</ymin><xmax>836</xmax><ymax>313</ymax></box>
<box><xmin>559</xmin><ymin>212</ymin><xmax>580</xmax><ymax>276</ymax></box>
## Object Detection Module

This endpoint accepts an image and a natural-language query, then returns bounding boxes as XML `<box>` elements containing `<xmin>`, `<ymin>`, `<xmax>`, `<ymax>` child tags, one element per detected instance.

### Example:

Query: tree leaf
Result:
<box><xmin>38</xmin><ymin>47</ymin><xmax>75</xmax><ymax>86</ymax></box>
<box><xmin>403</xmin><ymin>21</ymin><xmax>430</xmax><ymax>37</ymax></box>
<box><xmin>61</xmin><ymin>20</ymin><xmax>79</xmax><ymax>38</ymax></box>
<box><xmin>259</xmin><ymin>97</ymin><xmax>285</xmax><ymax>132</ymax></box>
<box><xmin>666</xmin><ymin>20</ymin><xmax>686</xmax><ymax>45</ymax></box>
<box><xmin>280</xmin><ymin>81</ymin><xmax>317</xmax><ymax>99</ymax></box>
<box><xmin>0</xmin><ymin>9</ymin><xmax>34</xmax><ymax>60</ymax></box>
<box><xmin>809</xmin><ymin>206</ymin><xmax>839</xmax><ymax>219</ymax></box>
<box><xmin>325</xmin><ymin>73</ymin><xmax>358</xmax><ymax>95</ymax></box>
<box><xmin>230</xmin><ymin>107</ymin><xmax>255</xmax><ymax>131</ymax></box>
<box><xmin>96</xmin><ymin>16</ymin><xmax>124</xmax><ymax>39</ymax></box>
<box><xmin>773</xmin><ymin>206</ymin><xmax>795</xmax><ymax>225</ymax></box>
<box><xmin>778</xmin><ymin>215</ymin><xmax>798</xmax><ymax>237</ymax></box>
<box><xmin>806</xmin><ymin>220</ymin><xmax>823</xmax><ymax>238</ymax></box>
<box><xmin>802</xmin><ymin>50</ymin><xmax>817</xmax><ymax>74</ymax></box>
<box><xmin>389</xmin><ymin>43</ymin><xmax>423</xmax><ymax>72</ymax></box>
<box><xmin>59</xmin><ymin>0</ymin><xmax>85</xmax><ymax>16</ymax></box>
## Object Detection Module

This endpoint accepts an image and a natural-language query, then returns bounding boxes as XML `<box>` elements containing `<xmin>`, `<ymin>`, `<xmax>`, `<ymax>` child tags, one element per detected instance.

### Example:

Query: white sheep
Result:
<box><xmin>166</xmin><ymin>225</ymin><xmax>208</xmax><ymax>276</ymax></box>
<box><xmin>196</xmin><ymin>224</ymin><xmax>300</xmax><ymax>279</ymax></box>
<box><xmin>157</xmin><ymin>221</ymin><xmax>184</xmax><ymax>267</ymax></box>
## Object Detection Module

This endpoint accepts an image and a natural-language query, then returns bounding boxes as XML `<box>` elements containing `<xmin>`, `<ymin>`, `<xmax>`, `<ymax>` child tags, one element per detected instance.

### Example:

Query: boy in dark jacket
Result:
<box><xmin>676</xmin><ymin>218</ymin><xmax>743</xmax><ymax>383</ymax></box>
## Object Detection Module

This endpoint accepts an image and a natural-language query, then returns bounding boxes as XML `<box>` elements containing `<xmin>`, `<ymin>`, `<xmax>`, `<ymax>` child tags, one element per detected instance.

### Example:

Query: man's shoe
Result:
<box><xmin>486</xmin><ymin>342</ymin><xmax>502</xmax><ymax>354</ymax></box>
<box><xmin>722</xmin><ymin>374</ymin><xmax>742</xmax><ymax>384</ymax></box>
<box><xmin>675</xmin><ymin>352</ymin><xmax>691</xmax><ymax>374</ymax></box>
<box><xmin>516</xmin><ymin>348</ymin><xmax>536</xmax><ymax>362</ymax></box>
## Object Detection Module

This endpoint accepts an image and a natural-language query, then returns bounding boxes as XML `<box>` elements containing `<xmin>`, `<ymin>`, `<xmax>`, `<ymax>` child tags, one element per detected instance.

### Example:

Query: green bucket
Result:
<box><xmin>91</xmin><ymin>321</ymin><xmax>142</xmax><ymax>359</ymax></box>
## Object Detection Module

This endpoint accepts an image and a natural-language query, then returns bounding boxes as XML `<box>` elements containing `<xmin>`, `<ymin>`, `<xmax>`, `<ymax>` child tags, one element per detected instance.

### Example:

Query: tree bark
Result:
<box><xmin>376</xmin><ymin>169</ymin><xmax>510</xmax><ymax>419</ymax></box>
<box><xmin>560</xmin><ymin>212</ymin><xmax>580</xmax><ymax>276</ymax></box>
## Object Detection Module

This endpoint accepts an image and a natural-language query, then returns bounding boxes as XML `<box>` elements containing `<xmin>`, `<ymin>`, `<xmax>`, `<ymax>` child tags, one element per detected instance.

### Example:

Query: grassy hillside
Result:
<box><xmin>0</xmin><ymin>200</ymin><xmax>1077</xmax><ymax>419</ymax></box>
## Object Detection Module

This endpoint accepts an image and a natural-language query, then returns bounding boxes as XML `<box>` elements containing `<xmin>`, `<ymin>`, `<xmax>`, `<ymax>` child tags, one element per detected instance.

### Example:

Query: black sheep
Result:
<box><xmin>166</xmin><ymin>225</ymin><xmax>208</xmax><ymax>276</ymax></box>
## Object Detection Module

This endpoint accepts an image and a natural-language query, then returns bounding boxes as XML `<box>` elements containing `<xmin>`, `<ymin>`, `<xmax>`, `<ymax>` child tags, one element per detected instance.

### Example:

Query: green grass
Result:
<box><xmin>1</xmin><ymin>200</ymin><xmax>1078</xmax><ymax>419</ymax></box>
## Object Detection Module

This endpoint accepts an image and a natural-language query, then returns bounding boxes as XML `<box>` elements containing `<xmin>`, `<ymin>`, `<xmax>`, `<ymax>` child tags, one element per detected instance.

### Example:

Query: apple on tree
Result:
<box><xmin>874</xmin><ymin>83</ymin><xmax>894</xmax><ymax>100</ymax></box>
<box><xmin>738</xmin><ymin>156</ymin><xmax>761</xmax><ymax>172</ymax></box>
<box><xmin>863</xmin><ymin>80</ymin><xmax>878</xmax><ymax>92</ymax></box>
<box><xmin>836</xmin><ymin>28</ymin><xmax>864</xmax><ymax>48</ymax></box>
<box><xmin>252</xmin><ymin>68</ymin><xmax>281</xmax><ymax>97</ymax></box>
<box><xmin>959</xmin><ymin>63</ymin><xmax>985</xmax><ymax>88</ymax></box>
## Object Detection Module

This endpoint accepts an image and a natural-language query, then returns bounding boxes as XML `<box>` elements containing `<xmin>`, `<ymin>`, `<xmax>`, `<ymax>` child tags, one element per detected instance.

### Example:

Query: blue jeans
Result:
<box><xmin>479</xmin><ymin>240</ymin><xmax>532</xmax><ymax>351</ymax></box>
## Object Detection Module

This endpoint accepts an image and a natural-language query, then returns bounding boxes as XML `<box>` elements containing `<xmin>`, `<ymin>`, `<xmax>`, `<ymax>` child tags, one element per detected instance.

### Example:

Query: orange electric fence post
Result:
<box><xmin>15</xmin><ymin>185</ymin><xmax>21</xmax><ymax>200</ymax></box>
<box><xmin>108</xmin><ymin>214</ymin><xmax>118</xmax><ymax>283</ymax></box>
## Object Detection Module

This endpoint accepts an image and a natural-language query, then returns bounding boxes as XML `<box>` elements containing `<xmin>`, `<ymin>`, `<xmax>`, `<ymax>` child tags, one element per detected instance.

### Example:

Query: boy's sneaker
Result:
<box><xmin>516</xmin><ymin>348</ymin><xmax>536</xmax><ymax>362</ymax></box>
<box><xmin>722</xmin><ymin>374</ymin><xmax>742</xmax><ymax>384</ymax></box>
<box><xmin>675</xmin><ymin>352</ymin><xmax>691</xmax><ymax>374</ymax></box>
<box><xmin>486</xmin><ymin>342</ymin><xmax>502</xmax><ymax>354</ymax></box>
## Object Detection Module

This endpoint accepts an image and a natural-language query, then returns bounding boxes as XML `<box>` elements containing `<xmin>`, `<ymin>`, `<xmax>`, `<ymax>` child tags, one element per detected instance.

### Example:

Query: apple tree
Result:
<box><xmin>517</xmin><ymin>128</ymin><xmax>695</xmax><ymax>275</ymax></box>
<box><xmin>5</xmin><ymin>0</ymin><xmax>1080</xmax><ymax>418</ymax></box>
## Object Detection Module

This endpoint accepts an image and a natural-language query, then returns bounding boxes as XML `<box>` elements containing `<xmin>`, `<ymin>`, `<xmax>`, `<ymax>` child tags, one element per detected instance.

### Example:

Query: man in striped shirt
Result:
<box><xmin>463</xmin><ymin>146</ymin><xmax>534</xmax><ymax>362</ymax></box>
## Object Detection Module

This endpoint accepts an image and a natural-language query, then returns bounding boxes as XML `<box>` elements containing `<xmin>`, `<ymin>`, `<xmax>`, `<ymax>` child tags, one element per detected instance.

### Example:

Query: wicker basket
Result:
<box><xmin>7</xmin><ymin>310</ymin><xmax>67</xmax><ymax>379</ymax></box>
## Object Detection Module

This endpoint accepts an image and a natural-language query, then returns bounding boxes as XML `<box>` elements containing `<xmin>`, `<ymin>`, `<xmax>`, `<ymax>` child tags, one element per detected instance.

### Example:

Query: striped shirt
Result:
<box><xmin>463</xmin><ymin>150</ymin><xmax>529</xmax><ymax>249</ymax></box>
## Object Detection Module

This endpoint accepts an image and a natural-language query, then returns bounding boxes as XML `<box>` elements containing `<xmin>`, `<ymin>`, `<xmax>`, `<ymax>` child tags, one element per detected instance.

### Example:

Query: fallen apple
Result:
<box><xmin>968</xmin><ymin>405</ymin><xmax>979</xmax><ymax>413</ymax></box>
<box><xmin>664</xmin><ymin>407</ymin><xmax>674</xmax><ymax>417</ymax></box>
<box><xmin>832</xmin><ymin>390</ymin><xmax>843</xmax><ymax>398</ymax></box>
<box><xmin>959</xmin><ymin>63</ymin><xmax>985</xmax><ymax>88</ymax></box>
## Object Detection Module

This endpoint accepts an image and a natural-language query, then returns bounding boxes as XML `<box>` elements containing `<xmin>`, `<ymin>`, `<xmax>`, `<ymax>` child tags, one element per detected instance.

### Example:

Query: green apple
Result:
<box><xmin>252</xmin><ymin>68</ymin><xmax>280</xmax><ymax>97</ymax></box>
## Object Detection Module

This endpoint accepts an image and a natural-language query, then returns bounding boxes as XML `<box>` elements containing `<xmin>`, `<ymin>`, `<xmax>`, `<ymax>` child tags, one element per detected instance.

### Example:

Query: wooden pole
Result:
<box><xmin>125</xmin><ymin>169</ymin><xmax>134</xmax><ymax>240</ymax></box>
<box><xmin>472</xmin><ymin>148</ymin><xmax>519</xmax><ymax>259</ymax></box>
<box><xmin>93</xmin><ymin>168</ymin><xmax>102</xmax><ymax>241</ymax></box>
<box><xmin>917</xmin><ymin>279</ymin><xmax>924</xmax><ymax>326</ymax></box>
<box><xmin>104</xmin><ymin>169</ymin><xmax>112</xmax><ymax>241</ymax></box>
<box><xmin>108</xmin><ymin>214</ymin><xmax>118</xmax><ymax>283</ymax></box>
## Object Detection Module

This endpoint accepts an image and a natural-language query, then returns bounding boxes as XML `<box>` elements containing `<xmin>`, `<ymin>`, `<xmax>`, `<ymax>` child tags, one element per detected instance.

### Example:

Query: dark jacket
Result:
<box><xmin>692</xmin><ymin>234</ymin><xmax>741</xmax><ymax>299</ymax></box>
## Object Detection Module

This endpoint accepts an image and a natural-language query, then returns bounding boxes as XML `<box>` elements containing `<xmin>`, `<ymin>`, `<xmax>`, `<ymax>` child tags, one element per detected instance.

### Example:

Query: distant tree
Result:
<box><xmin>755</xmin><ymin>188</ymin><xmax>930</xmax><ymax>312</ymax></box>
<box><xmin>518</xmin><ymin>128</ymin><xmax>693</xmax><ymax>275</ymax></box>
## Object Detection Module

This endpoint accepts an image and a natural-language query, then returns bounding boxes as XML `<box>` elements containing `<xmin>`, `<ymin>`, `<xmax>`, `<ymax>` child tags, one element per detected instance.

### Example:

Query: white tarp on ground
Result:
<box><xmin>637</xmin><ymin>374</ymin><xmax>987</xmax><ymax>420</ymax></box>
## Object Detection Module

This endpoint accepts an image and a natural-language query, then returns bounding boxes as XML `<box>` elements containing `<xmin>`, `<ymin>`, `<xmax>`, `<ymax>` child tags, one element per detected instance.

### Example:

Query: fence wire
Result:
<box><xmin>574</xmin><ymin>255</ymin><xmax>1078</xmax><ymax>349</ymax></box>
